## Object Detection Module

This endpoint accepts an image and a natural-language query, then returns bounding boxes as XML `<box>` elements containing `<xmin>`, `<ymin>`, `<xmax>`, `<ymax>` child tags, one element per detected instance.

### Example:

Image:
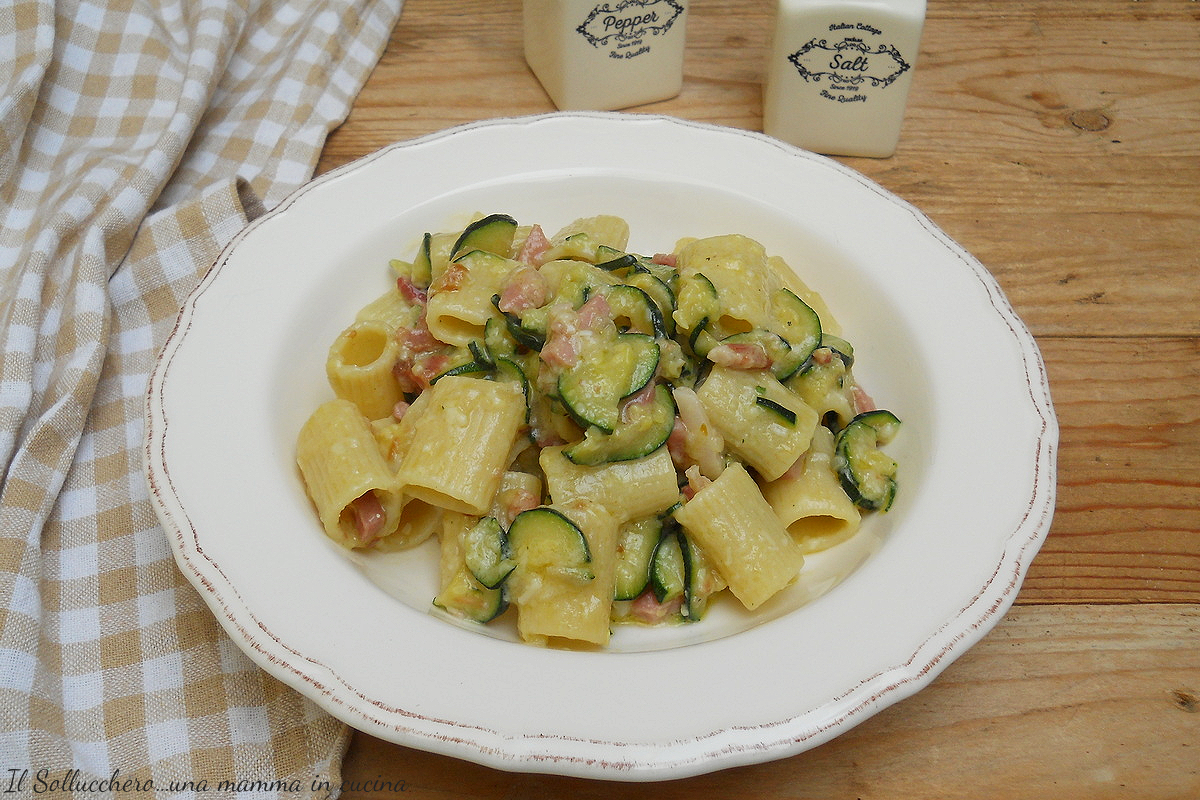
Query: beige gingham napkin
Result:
<box><xmin>1</xmin><ymin>1</ymin><xmax>403</xmax><ymax>795</ymax></box>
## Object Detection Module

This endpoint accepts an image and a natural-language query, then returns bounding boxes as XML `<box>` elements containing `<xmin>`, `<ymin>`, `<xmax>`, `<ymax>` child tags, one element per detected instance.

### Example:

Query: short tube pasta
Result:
<box><xmin>355</xmin><ymin>285</ymin><xmax>421</xmax><ymax>332</ymax></box>
<box><xmin>762</xmin><ymin>426</ymin><xmax>862</xmax><ymax>554</ymax></box>
<box><xmin>426</xmin><ymin>251</ymin><xmax>518</xmax><ymax>346</ymax></box>
<box><xmin>674</xmin><ymin>463</ymin><xmax>805</xmax><ymax>610</ymax></box>
<box><xmin>696</xmin><ymin>365</ymin><xmax>819</xmax><ymax>482</ymax></box>
<box><xmin>296</xmin><ymin>399</ymin><xmax>405</xmax><ymax>549</ymax></box>
<box><xmin>394</xmin><ymin>376</ymin><xmax>526</xmax><ymax>515</ymax></box>
<box><xmin>539</xmin><ymin>445</ymin><xmax>680</xmax><ymax>523</ymax></box>
<box><xmin>326</xmin><ymin>320</ymin><xmax>404</xmax><ymax>421</ymax></box>
<box><xmin>676</xmin><ymin>234</ymin><xmax>778</xmax><ymax>334</ymax></box>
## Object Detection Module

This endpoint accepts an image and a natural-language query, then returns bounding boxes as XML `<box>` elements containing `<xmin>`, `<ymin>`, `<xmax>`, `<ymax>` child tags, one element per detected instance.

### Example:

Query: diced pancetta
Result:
<box><xmin>497</xmin><ymin>265</ymin><xmax>548</xmax><ymax>313</ymax></box>
<box><xmin>516</xmin><ymin>224</ymin><xmax>551</xmax><ymax>265</ymax></box>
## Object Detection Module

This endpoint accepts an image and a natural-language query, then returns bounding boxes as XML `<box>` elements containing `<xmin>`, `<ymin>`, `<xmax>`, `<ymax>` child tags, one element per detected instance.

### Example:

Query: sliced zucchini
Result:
<box><xmin>462</xmin><ymin>517</ymin><xmax>515</xmax><ymax>589</ymax></box>
<box><xmin>484</xmin><ymin>315</ymin><xmax>519</xmax><ymax>358</ymax></box>
<box><xmin>755</xmin><ymin>395</ymin><xmax>797</xmax><ymax>425</ymax></box>
<box><xmin>557</xmin><ymin>332</ymin><xmax>659</xmax><ymax>433</ymax></box>
<box><xmin>650</xmin><ymin>527</ymin><xmax>686</xmax><ymax>603</ymax></box>
<box><xmin>596</xmin><ymin>252</ymin><xmax>639</xmax><ymax>273</ymax></box>
<box><xmin>821</xmin><ymin>333</ymin><xmax>855</xmax><ymax>366</ymax></box>
<box><xmin>451</xmin><ymin>213</ymin><xmax>518</xmax><ymax>260</ymax></box>
<box><xmin>626</xmin><ymin>271</ymin><xmax>676</xmax><ymax>337</ymax></box>
<box><xmin>563</xmin><ymin>383</ymin><xmax>676</xmax><ymax>465</ymax></box>
<box><xmin>770</xmin><ymin>288</ymin><xmax>822</xmax><ymax>379</ymax></box>
<box><xmin>613</xmin><ymin>517</ymin><xmax>662</xmax><ymax>601</ymax></box>
<box><xmin>468</xmin><ymin>339</ymin><xmax>492</xmax><ymax>369</ymax></box>
<box><xmin>834</xmin><ymin>410</ymin><xmax>902</xmax><ymax>511</ymax></box>
<box><xmin>491</xmin><ymin>294</ymin><xmax>547</xmax><ymax>351</ymax></box>
<box><xmin>602</xmin><ymin>284</ymin><xmax>666</xmax><ymax>337</ymax></box>
<box><xmin>854</xmin><ymin>408</ymin><xmax>902</xmax><ymax>444</ymax></box>
<box><xmin>410</xmin><ymin>232</ymin><xmax>433</xmax><ymax>287</ymax></box>
<box><xmin>492</xmin><ymin>356</ymin><xmax>532</xmax><ymax>421</ymax></box>
<box><xmin>680</xmin><ymin>534</ymin><xmax>720</xmax><ymax>621</ymax></box>
<box><xmin>508</xmin><ymin>507</ymin><xmax>594</xmax><ymax>583</ymax></box>
<box><xmin>539</xmin><ymin>258</ymin><xmax>612</xmax><ymax>308</ymax></box>
<box><xmin>433</xmin><ymin>569</ymin><xmax>507</xmax><ymax>623</ymax></box>
<box><xmin>633</xmin><ymin>256</ymin><xmax>678</xmax><ymax>289</ymax></box>
<box><xmin>673</xmin><ymin>272</ymin><xmax>719</xmax><ymax>340</ymax></box>
<box><xmin>650</xmin><ymin>525</ymin><xmax>716</xmax><ymax>621</ymax></box>
<box><xmin>720</xmin><ymin>329</ymin><xmax>792</xmax><ymax>375</ymax></box>
<box><xmin>427</xmin><ymin>230</ymin><xmax>458</xmax><ymax>278</ymax></box>
<box><xmin>687</xmin><ymin>318</ymin><xmax>718</xmax><ymax>359</ymax></box>
<box><xmin>429</xmin><ymin>345</ymin><xmax>488</xmax><ymax>382</ymax></box>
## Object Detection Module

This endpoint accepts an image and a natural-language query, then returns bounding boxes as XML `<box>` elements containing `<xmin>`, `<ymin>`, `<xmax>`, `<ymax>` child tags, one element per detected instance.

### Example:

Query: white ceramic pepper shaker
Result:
<box><xmin>764</xmin><ymin>0</ymin><xmax>926</xmax><ymax>157</ymax></box>
<box><xmin>523</xmin><ymin>0</ymin><xmax>689</xmax><ymax>111</ymax></box>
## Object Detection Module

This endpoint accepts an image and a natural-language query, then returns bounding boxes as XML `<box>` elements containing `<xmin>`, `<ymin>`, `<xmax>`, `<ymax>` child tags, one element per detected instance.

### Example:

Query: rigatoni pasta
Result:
<box><xmin>326</xmin><ymin>320</ymin><xmax>405</xmax><ymax>421</ymax></box>
<box><xmin>539</xmin><ymin>445</ymin><xmax>679</xmax><ymax>524</ymax></box>
<box><xmin>296</xmin><ymin>399</ymin><xmax>406</xmax><ymax>549</ymax></box>
<box><xmin>761</xmin><ymin>426</ymin><xmax>862</xmax><ymax>554</ymax></box>
<box><xmin>394</xmin><ymin>375</ymin><xmax>525</xmax><ymax>514</ymax></box>
<box><xmin>295</xmin><ymin>211</ymin><xmax>902</xmax><ymax>648</ymax></box>
<box><xmin>673</xmin><ymin>463</ymin><xmax>805</xmax><ymax>610</ymax></box>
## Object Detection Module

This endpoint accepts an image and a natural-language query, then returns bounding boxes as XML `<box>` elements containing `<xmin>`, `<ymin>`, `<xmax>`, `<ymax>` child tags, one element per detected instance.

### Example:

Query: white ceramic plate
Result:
<box><xmin>145</xmin><ymin>113</ymin><xmax>1056</xmax><ymax>780</ymax></box>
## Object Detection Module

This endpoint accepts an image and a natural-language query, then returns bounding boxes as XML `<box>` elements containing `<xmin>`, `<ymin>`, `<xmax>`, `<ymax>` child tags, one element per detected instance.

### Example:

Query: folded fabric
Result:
<box><xmin>0</xmin><ymin>1</ymin><xmax>403</xmax><ymax>795</ymax></box>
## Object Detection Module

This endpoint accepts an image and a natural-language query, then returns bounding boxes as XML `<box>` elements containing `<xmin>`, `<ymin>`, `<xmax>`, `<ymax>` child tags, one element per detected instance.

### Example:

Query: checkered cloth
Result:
<box><xmin>1</xmin><ymin>1</ymin><xmax>403</xmax><ymax>795</ymax></box>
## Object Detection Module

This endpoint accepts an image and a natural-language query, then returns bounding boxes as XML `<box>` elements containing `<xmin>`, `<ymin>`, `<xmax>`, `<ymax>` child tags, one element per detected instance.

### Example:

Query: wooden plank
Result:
<box><xmin>928</xmin><ymin>203</ymin><xmax>1200</xmax><ymax>338</ymax></box>
<box><xmin>1019</xmin><ymin>336</ymin><xmax>1200</xmax><ymax>604</ymax></box>
<box><xmin>339</xmin><ymin>604</ymin><xmax>1200</xmax><ymax>799</ymax></box>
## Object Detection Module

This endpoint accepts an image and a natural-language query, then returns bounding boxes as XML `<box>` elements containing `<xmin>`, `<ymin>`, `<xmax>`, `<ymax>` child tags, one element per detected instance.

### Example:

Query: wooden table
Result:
<box><xmin>319</xmin><ymin>1</ymin><xmax>1200</xmax><ymax>796</ymax></box>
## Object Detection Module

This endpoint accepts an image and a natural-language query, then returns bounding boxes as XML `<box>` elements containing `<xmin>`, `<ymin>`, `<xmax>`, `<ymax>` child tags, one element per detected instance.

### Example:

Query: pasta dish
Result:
<box><xmin>295</xmin><ymin>213</ymin><xmax>901</xmax><ymax>647</ymax></box>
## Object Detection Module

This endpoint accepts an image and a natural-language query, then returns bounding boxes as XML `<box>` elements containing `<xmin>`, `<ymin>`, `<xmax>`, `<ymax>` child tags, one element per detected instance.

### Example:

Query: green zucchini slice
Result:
<box><xmin>633</xmin><ymin>256</ymin><xmax>678</xmax><ymax>288</ymax></box>
<box><xmin>834</xmin><ymin>410</ymin><xmax>902</xmax><ymax>511</ymax></box>
<box><xmin>719</xmin><ymin>329</ymin><xmax>792</xmax><ymax>374</ymax></box>
<box><xmin>429</xmin><ymin>345</ymin><xmax>489</xmax><ymax>383</ymax></box>
<box><xmin>462</xmin><ymin>516</ymin><xmax>515</xmax><ymax>589</ymax></box>
<box><xmin>507</xmin><ymin>507</ymin><xmax>594</xmax><ymax>583</ymax></box>
<box><xmin>673</xmin><ymin>272</ymin><xmax>719</xmax><ymax>344</ymax></box>
<box><xmin>770</xmin><ymin>288</ymin><xmax>822</xmax><ymax>380</ymax></box>
<box><xmin>483</xmin><ymin>315</ymin><xmax>518</xmax><ymax>358</ymax></box>
<box><xmin>625</xmin><ymin>271</ymin><xmax>676</xmax><ymax>337</ymax></box>
<box><xmin>410</xmin><ymin>232</ymin><xmax>433</xmax><ymax>287</ymax></box>
<box><xmin>596</xmin><ymin>252</ymin><xmax>639</xmax><ymax>273</ymax></box>
<box><xmin>821</xmin><ymin>333</ymin><xmax>855</xmax><ymax>366</ymax></box>
<box><xmin>451</xmin><ymin>213</ymin><xmax>518</xmax><ymax>260</ymax></box>
<box><xmin>491</xmin><ymin>356</ymin><xmax>532</xmax><ymax>421</ymax></box>
<box><xmin>602</xmin><ymin>284</ymin><xmax>666</xmax><ymax>337</ymax></box>
<box><xmin>650</xmin><ymin>527</ymin><xmax>686</xmax><ymax>603</ymax></box>
<box><xmin>855</xmin><ymin>408</ymin><xmax>902</xmax><ymax>444</ymax></box>
<box><xmin>433</xmin><ymin>570</ymin><xmax>507</xmax><ymax>623</ymax></box>
<box><xmin>563</xmin><ymin>383</ymin><xmax>676</xmax><ymax>466</ymax></box>
<box><xmin>491</xmin><ymin>294</ymin><xmax>547</xmax><ymax>351</ymax></box>
<box><xmin>557</xmin><ymin>333</ymin><xmax>659</xmax><ymax>433</ymax></box>
<box><xmin>613</xmin><ymin>517</ymin><xmax>662</xmax><ymax>601</ymax></box>
<box><xmin>650</xmin><ymin>525</ymin><xmax>715</xmax><ymax>621</ymax></box>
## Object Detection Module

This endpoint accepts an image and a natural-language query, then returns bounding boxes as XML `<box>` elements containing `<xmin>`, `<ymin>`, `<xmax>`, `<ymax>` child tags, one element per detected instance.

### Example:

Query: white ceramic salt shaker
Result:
<box><xmin>523</xmin><ymin>0</ymin><xmax>689</xmax><ymax>111</ymax></box>
<box><xmin>764</xmin><ymin>0</ymin><xmax>926</xmax><ymax>157</ymax></box>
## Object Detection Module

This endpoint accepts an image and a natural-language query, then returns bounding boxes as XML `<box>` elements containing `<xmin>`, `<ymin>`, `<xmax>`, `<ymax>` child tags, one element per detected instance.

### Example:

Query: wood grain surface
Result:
<box><xmin>318</xmin><ymin>0</ymin><xmax>1200</xmax><ymax>796</ymax></box>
